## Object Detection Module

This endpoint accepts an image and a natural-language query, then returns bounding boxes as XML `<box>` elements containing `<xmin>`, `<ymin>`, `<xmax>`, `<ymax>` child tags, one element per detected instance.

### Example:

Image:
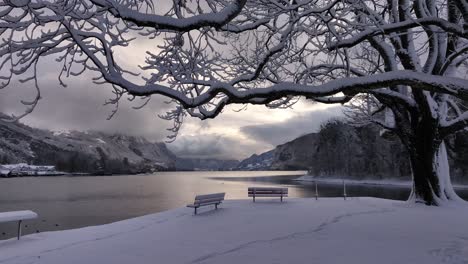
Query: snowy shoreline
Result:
<box><xmin>295</xmin><ymin>175</ymin><xmax>468</xmax><ymax>189</ymax></box>
<box><xmin>0</xmin><ymin>164</ymin><xmax>66</xmax><ymax>177</ymax></box>
<box><xmin>1</xmin><ymin>197</ymin><xmax>468</xmax><ymax>264</ymax></box>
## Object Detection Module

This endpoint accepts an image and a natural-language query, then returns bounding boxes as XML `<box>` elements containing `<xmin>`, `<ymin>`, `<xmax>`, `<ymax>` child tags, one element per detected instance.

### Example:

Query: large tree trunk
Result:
<box><xmin>407</xmin><ymin>138</ymin><xmax>463</xmax><ymax>205</ymax></box>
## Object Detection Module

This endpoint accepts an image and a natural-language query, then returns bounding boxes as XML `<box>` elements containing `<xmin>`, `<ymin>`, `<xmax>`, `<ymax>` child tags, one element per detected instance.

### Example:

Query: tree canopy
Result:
<box><xmin>1</xmin><ymin>0</ymin><xmax>468</xmax><ymax>204</ymax></box>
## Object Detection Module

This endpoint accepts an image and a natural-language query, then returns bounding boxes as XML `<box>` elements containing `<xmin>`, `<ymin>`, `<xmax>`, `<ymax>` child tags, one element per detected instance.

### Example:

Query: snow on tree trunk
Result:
<box><xmin>408</xmin><ymin>141</ymin><xmax>463</xmax><ymax>205</ymax></box>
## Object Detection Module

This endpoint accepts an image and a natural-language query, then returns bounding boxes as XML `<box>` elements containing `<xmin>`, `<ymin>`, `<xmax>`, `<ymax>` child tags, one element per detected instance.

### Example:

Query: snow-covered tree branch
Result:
<box><xmin>1</xmin><ymin>0</ymin><xmax>468</xmax><ymax>205</ymax></box>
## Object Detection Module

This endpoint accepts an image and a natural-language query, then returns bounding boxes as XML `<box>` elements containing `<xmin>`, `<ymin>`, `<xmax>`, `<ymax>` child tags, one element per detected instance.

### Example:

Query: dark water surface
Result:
<box><xmin>1</xmin><ymin>171</ymin><xmax>467</xmax><ymax>240</ymax></box>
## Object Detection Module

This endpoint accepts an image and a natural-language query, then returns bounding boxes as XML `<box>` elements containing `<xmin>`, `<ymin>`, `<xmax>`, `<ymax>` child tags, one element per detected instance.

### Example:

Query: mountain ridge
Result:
<box><xmin>235</xmin><ymin>120</ymin><xmax>468</xmax><ymax>182</ymax></box>
<box><xmin>2</xmin><ymin>115</ymin><xmax>467</xmax><ymax>180</ymax></box>
<box><xmin>0</xmin><ymin>114</ymin><xmax>176</xmax><ymax>173</ymax></box>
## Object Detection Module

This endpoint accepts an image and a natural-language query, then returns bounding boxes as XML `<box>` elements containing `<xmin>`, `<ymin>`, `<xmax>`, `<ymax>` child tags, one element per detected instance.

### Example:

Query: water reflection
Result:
<box><xmin>214</xmin><ymin>175</ymin><xmax>468</xmax><ymax>201</ymax></box>
<box><xmin>289</xmin><ymin>181</ymin><xmax>412</xmax><ymax>201</ymax></box>
<box><xmin>0</xmin><ymin>171</ymin><xmax>467</xmax><ymax>240</ymax></box>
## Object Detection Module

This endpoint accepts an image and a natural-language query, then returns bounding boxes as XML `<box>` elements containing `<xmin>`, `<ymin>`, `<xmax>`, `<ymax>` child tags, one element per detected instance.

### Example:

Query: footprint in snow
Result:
<box><xmin>429</xmin><ymin>237</ymin><xmax>468</xmax><ymax>264</ymax></box>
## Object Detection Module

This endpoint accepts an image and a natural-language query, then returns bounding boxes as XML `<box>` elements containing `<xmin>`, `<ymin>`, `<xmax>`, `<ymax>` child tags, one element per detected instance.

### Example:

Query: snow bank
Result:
<box><xmin>0</xmin><ymin>164</ymin><xmax>64</xmax><ymax>177</ymax></box>
<box><xmin>0</xmin><ymin>211</ymin><xmax>38</xmax><ymax>223</ymax></box>
<box><xmin>295</xmin><ymin>175</ymin><xmax>413</xmax><ymax>187</ymax></box>
<box><xmin>0</xmin><ymin>164</ymin><xmax>55</xmax><ymax>171</ymax></box>
<box><xmin>295</xmin><ymin>175</ymin><xmax>468</xmax><ymax>189</ymax></box>
<box><xmin>1</xmin><ymin>198</ymin><xmax>467</xmax><ymax>264</ymax></box>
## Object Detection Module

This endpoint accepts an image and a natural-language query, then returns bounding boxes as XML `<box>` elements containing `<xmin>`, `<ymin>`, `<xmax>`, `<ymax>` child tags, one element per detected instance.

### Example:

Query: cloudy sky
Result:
<box><xmin>0</xmin><ymin>29</ymin><xmax>343</xmax><ymax>161</ymax></box>
<box><xmin>0</xmin><ymin>80</ymin><xmax>342</xmax><ymax>160</ymax></box>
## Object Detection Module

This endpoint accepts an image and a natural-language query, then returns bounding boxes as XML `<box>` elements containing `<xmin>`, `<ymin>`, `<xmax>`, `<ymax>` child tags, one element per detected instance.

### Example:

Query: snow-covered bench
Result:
<box><xmin>248</xmin><ymin>187</ymin><xmax>288</xmax><ymax>202</ymax></box>
<box><xmin>0</xmin><ymin>210</ymin><xmax>38</xmax><ymax>240</ymax></box>
<box><xmin>187</xmin><ymin>193</ymin><xmax>225</xmax><ymax>215</ymax></box>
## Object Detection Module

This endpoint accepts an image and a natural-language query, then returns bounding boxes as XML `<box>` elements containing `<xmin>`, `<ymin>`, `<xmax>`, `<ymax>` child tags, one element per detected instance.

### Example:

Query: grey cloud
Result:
<box><xmin>168</xmin><ymin>133</ymin><xmax>266</xmax><ymax>160</ymax></box>
<box><xmin>0</xmin><ymin>52</ymin><xmax>343</xmax><ymax>161</ymax></box>
<box><xmin>169</xmin><ymin>106</ymin><xmax>343</xmax><ymax>160</ymax></box>
<box><xmin>0</xmin><ymin>72</ymin><xmax>174</xmax><ymax>142</ymax></box>
<box><xmin>240</xmin><ymin>106</ymin><xmax>343</xmax><ymax>146</ymax></box>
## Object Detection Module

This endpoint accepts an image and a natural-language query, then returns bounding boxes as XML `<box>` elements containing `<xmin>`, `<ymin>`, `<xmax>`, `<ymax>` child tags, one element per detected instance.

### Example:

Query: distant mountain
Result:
<box><xmin>236</xmin><ymin>120</ymin><xmax>468</xmax><ymax>182</ymax></box>
<box><xmin>0</xmin><ymin>113</ymin><xmax>176</xmax><ymax>174</ymax></box>
<box><xmin>270</xmin><ymin>133</ymin><xmax>318</xmax><ymax>170</ymax></box>
<box><xmin>3</xmin><ymin>112</ymin><xmax>467</xmax><ymax>178</ymax></box>
<box><xmin>236</xmin><ymin>122</ymin><xmax>413</xmax><ymax>178</ymax></box>
<box><xmin>234</xmin><ymin>134</ymin><xmax>319</xmax><ymax>171</ymax></box>
<box><xmin>235</xmin><ymin>150</ymin><xmax>275</xmax><ymax>171</ymax></box>
<box><xmin>175</xmin><ymin>158</ymin><xmax>239</xmax><ymax>171</ymax></box>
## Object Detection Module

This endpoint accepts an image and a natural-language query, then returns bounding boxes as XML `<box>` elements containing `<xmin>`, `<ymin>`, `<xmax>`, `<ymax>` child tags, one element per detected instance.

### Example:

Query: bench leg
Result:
<box><xmin>281</xmin><ymin>195</ymin><xmax>283</xmax><ymax>202</ymax></box>
<box><xmin>215</xmin><ymin>203</ymin><xmax>218</xmax><ymax>210</ymax></box>
<box><xmin>194</xmin><ymin>207</ymin><xmax>197</xmax><ymax>215</ymax></box>
<box><xmin>253</xmin><ymin>195</ymin><xmax>255</xmax><ymax>202</ymax></box>
<box><xmin>17</xmin><ymin>220</ymin><xmax>22</xmax><ymax>240</ymax></box>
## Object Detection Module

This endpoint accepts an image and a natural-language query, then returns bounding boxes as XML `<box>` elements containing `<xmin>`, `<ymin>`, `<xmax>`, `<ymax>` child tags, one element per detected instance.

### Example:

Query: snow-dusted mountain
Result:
<box><xmin>236</xmin><ymin>121</ymin><xmax>468</xmax><ymax>182</ymax></box>
<box><xmin>235</xmin><ymin>134</ymin><xmax>318</xmax><ymax>171</ymax></box>
<box><xmin>235</xmin><ymin>150</ymin><xmax>275</xmax><ymax>171</ymax></box>
<box><xmin>0</xmin><ymin>114</ymin><xmax>176</xmax><ymax>173</ymax></box>
<box><xmin>269</xmin><ymin>133</ymin><xmax>318</xmax><ymax>170</ymax></box>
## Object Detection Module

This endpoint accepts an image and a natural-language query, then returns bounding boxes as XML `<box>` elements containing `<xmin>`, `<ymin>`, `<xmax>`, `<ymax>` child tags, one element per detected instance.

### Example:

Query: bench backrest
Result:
<box><xmin>248</xmin><ymin>187</ymin><xmax>288</xmax><ymax>195</ymax></box>
<box><xmin>194</xmin><ymin>192</ymin><xmax>225</xmax><ymax>205</ymax></box>
<box><xmin>0</xmin><ymin>210</ymin><xmax>38</xmax><ymax>223</ymax></box>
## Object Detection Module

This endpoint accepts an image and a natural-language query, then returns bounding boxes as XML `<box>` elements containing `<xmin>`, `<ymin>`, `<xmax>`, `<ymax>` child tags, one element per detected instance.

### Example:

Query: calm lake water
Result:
<box><xmin>1</xmin><ymin>171</ymin><xmax>467</xmax><ymax>240</ymax></box>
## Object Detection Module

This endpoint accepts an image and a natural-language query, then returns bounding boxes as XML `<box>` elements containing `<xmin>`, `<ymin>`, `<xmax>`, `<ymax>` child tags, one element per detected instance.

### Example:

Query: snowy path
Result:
<box><xmin>1</xmin><ymin>198</ymin><xmax>467</xmax><ymax>264</ymax></box>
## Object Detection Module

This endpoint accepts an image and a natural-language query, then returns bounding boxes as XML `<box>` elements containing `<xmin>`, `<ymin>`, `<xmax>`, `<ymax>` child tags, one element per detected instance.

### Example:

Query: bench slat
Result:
<box><xmin>187</xmin><ymin>192</ymin><xmax>225</xmax><ymax>213</ymax></box>
<box><xmin>248</xmin><ymin>194</ymin><xmax>289</xmax><ymax>197</ymax></box>
<box><xmin>194</xmin><ymin>193</ymin><xmax>225</xmax><ymax>200</ymax></box>
<box><xmin>248</xmin><ymin>188</ymin><xmax>287</xmax><ymax>190</ymax></box>
<box><xmin>248</xmin><ymin>187</ymin><xmax>288</xmax><ymax>202</ymax></box>
<box><xmin>249</xmin><ymin>191</ymin><xmax>288</xmax><ymax>194</ymax></box>
<box><xmin>188</xmin><ymin>201</ymin><xmax>222</xmax><ymax>208</ymax></box>
<box><xmin>195</xmin><ymin>197</ymin><xmax>224</xmax><ymax>204</ymax></box>
<box><xmin>0</xmin><ymin>210</ymin><xmax>38</xmax><ymax>223</ymax></box>
<box><xmin>248</xmin><ymin>187</ymin><xmax>287</xmax><ymax>192</ymax></box>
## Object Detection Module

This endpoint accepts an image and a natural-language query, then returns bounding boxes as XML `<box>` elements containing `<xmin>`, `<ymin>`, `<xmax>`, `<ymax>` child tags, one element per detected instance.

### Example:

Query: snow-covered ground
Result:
<box><xmin>1</xmin><ymin>198</ymin><xmax>467</xmax><ymax>264</ymax></box>
<box><xmin>0</xmin><ymin>164</ymin><xmax>64</xmax><ymax>177</ymax></box>
<box><xmin>296</xmin><ymin>175</ymin><xmax>468</xmax><ymax>189</ymax></box>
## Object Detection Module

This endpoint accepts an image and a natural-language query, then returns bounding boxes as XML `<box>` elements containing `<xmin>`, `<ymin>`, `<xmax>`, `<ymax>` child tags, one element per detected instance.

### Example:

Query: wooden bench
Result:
<box><xmin>187</xmin><ymin>193</ymin><xmax>225</xmax><ymax>215</ymax></box>
<box><xmin>248</xmin><ymin>187</ymin><xmax>288</xmax><ymax>202</ymax></box>
<box><xmin>0</xmin><ymin>210</ymin><xmax>38</xmax><ymax>240</ymax></box>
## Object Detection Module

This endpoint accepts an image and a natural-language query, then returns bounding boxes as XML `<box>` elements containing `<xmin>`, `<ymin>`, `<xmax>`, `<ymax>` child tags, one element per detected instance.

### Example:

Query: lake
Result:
<box><xmin>1</xmin><ymin>171</ymin><xmax>467</xmax><ymax>240</ymax></box>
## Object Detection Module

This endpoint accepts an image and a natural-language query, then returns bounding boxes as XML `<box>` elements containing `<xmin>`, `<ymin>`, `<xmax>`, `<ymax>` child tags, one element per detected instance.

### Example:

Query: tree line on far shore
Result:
<box><xmin>306</xmin><ymin>119</ymin><xmax>468</xmax><ymax>182</ymax></box>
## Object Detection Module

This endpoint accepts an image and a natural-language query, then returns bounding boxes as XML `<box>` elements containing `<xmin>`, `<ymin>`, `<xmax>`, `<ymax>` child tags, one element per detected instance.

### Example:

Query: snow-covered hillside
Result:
<box><xmin>236</xmin><ymin>149</ymin><xmax>275</xmax><ymax>170</ymax></box>
<box><xmin>236</xmin><ymin>122</ymin><xmax>468</xmax><ymax>183</ymax></box>
<box><xmin>0</xmin><ymin>114</ymin><xmax>176</xmax><ymax>173</ymax></box>
<box><xmin>235</xmin><ymin>133</ymin><xmax>319</xmax><ymax>171</ymax></box>
<box><xmin>1</xmin><ymin>198</ymin><xmax>467</xmax><ymax>264</ymax></box>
